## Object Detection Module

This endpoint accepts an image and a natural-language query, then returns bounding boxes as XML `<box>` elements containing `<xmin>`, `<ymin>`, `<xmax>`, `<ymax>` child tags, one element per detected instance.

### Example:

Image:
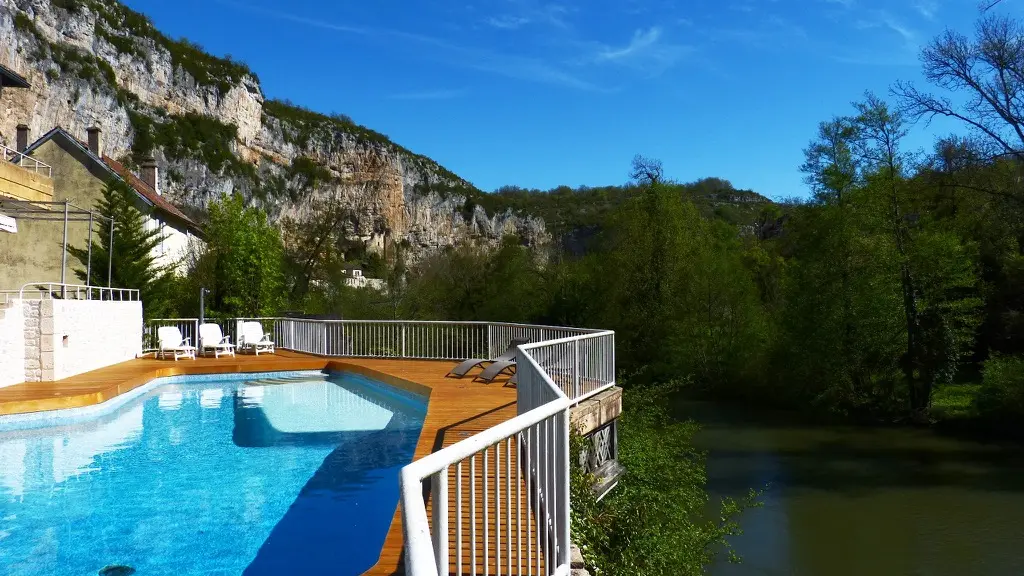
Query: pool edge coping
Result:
<box><xmin>0</xmin><ymin>358</ymin><xmax>435</xmax><ymax>422</ymax></box>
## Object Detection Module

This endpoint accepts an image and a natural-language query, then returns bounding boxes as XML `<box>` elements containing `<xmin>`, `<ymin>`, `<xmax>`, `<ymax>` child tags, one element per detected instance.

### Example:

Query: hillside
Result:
<box><xmin>469</xmin><ymin>177</ymin><xmax>774</xmax><ymax>253</ymax></box>
<box><xmin>0</xmin><ymin>0</ymin><xmax>547</xmax><ymax>261</ymax></box>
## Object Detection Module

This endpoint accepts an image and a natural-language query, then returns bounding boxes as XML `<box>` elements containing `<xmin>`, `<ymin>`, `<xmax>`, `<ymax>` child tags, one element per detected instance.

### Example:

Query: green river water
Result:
<box><xmin>680</xmin><ymin>402</ymin><xmax>1024</xmax><ymax>576</ymax></box>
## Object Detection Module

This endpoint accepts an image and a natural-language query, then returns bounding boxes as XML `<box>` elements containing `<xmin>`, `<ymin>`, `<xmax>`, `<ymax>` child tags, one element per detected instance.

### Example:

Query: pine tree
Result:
<box><xmin>67</xmin><ymin>178</ymin><xmax>172</xmax><ymax>317</ymax></box>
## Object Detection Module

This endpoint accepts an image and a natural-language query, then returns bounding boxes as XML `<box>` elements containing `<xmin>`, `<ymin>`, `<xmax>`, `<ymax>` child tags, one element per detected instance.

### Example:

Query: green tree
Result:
<box><xmin>855</xmin><ymin>95</ymin><xmax>981</xmax><ymax>416</ymax></box>
<box><xmin>67</xmin><ymin>178</ymin><xmax>174</xmax><ymax>318</ymax></box>
<box><xmin>595</xmin><ymin>156</ymin><xmax>767</xmax><ymax>388</ymax></box>
<box><xmin>190</xmin><ymin>194</ymin><xmax>285</xmax><ymax>317</ymax></box>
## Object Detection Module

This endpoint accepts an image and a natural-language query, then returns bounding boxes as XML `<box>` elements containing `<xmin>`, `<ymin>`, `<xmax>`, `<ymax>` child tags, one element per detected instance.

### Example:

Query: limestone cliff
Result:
<box><xmin>0</xmin><ymin>0</ymin><xmax>549</xmax><ymax>261</ymax></box>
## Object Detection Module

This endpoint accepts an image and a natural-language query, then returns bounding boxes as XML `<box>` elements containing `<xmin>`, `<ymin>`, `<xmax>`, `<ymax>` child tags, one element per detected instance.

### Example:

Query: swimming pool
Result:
<box><xmin>0</xmin><ymin>370</ymin><xmax>428</xmax><ymax>576</ymax></box>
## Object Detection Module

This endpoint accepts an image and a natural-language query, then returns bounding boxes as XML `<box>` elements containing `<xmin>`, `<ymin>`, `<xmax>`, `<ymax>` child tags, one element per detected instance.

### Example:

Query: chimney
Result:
<box><xmin>16</xmin><ymin>124</ymin><xmax>29</xmax><ymax>153</ymax></box>
<box><xmin>86</xmin><ymin>126</ymin><xmax>101</xmax><ymax>156</ymax></box>
<box><xmin>141</xmin><ymin>157</ymin><xmax>159</xmax><ymax>195</ymax></box>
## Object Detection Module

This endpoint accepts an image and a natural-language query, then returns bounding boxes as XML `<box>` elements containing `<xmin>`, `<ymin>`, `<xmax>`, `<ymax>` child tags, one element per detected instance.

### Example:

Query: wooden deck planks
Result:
<box><xmin>0</xmin><ymin>351</ymin><xmax>524</xmax><ymax>575</ymax></box>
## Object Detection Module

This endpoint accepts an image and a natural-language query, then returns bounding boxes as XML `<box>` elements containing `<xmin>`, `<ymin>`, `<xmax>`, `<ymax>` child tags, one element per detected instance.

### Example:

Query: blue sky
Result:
<box><xmin>122</xmin><ymin>0</ymin><xmax>1021</xmax><ymax>197</ymax></box>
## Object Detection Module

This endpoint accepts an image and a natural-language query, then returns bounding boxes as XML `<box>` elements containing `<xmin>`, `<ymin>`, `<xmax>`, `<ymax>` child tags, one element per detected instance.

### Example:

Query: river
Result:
<box><xmin>679</xmin><ymin>401</ymin><xmax>1024</xmax><ymax>576</ymax></box>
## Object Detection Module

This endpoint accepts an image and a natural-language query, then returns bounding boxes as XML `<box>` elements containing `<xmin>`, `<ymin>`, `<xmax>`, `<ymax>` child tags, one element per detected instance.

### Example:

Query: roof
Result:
<box><xmin>21</xmin><ymin>127</ymin><xmax>201</xmax><ymax>235</ymax></box>
<box><xmin>0</xmin><ymin>63</ymin><xmax>30</xmax><ymax>88</ymax></box>
<box><xmin>103</xmin><ymin>156</ymin><xmax>196</xmax><ymax>229</ymax></box>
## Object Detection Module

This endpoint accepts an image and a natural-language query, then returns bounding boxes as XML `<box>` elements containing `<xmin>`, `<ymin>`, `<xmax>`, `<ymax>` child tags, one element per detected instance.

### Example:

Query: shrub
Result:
<box><xmin>975</xmin><ymin>354</ymin><xmax>1024</xmax><ymax>428</ymax></box>
<box><xmin>570</xmin><ymin>381</ymin><xmax>759</xmax><ymax>575</ymax></box>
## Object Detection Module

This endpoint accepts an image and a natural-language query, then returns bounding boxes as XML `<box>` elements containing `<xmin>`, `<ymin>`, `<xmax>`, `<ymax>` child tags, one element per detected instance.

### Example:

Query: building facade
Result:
<box><xmin>0</xmin><ymin>126</ymin><xmax>204</xmax><ymax>290</ymax></box>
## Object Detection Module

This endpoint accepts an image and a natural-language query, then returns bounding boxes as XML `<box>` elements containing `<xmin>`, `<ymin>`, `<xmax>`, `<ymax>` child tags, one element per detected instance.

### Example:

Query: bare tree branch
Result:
<box><xmin>893</xmin><ymin>15</ymin><xmax>1024</xmax><ymax>156</ymax></box>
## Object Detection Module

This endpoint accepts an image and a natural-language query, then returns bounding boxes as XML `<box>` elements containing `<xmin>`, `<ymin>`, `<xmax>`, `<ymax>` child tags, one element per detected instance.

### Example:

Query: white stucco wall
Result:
<box><xmin>41</xmin><ymin>299</ymin><xmax>142</xmax><ymax>381</ymax></box>
<box><xmin>146</xmin><ymin>215</ymin><xmax>205</xmax><ymax>275</ymax></box>
<box><xmin>0</xmin><ymin>301</ymin><xmax>26</xmax><ymax>388</ymax></box>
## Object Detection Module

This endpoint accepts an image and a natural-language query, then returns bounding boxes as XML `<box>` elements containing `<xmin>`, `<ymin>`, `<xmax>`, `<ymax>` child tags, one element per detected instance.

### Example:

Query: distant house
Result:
<box><xmin>342</xmin><ymin>266</ymin><xmax>387</xmax><ymax>291</ymax></box>
<box><xmin>0</xmin><ymin>125</ymin><xmax>204</xmax><ymax>289</ymax></box>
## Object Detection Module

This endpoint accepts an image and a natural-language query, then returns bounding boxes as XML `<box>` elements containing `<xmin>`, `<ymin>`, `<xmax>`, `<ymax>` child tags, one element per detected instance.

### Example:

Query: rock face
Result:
<box><xmin>0</xmin><ymin>0</ymin><xmax>548</xmax><ymax>262</ymax></box>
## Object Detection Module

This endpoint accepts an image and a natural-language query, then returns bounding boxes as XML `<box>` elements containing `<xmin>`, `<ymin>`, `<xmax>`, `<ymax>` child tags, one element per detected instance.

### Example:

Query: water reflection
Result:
<box><xmin>680</xmin><ymin>401</ymin><xmax>1024</xmax><ymax>576</ymax></box>
<box><xmin>0</xmin><ymin>404</ymin><xmax>144</xmax><ymax>495</ymax></box>
<box><xmin>200</xmin><ymin>388</ymin><xmax>224</xmax><ymax>409</ymax></box>
<box><xmin>238</xmin><ymin>380</ymin><xmax>395</xmax><ymax>434</ymax></box>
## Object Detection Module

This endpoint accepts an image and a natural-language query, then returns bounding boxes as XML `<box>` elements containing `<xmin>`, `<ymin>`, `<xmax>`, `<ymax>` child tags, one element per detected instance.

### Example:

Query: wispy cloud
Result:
<box><xmin>388</xmin><ymin>89</ymin><xmax>468</xmax><ymax>101</ymax></box>
<box><xmin>598</xmin><ymin>27</ymin><xmax>664</xmax><ymax>61</ymax></box>
<box><xmin>913</xmin><ymin>0</ymin><xmax>938</xmax><ymax>20</ymax></box>
<box><xmin>696</xmin><ymin>15</ymin><xmax>809</xmax><ymax>51</ymax></box>
<box><xmin>486</xmin><ymin>15</ymin><xmax>530</xmax><ymax>30</ymax></box>
<box><xmin>216</xmin><ymin>0</ymin><xmax>601</xmax><ymax>90</ymax></box>
<box><xmin>592</xmin><ymin>27</ymin><xmax>692</xmax><ymax>75</ymax></box>
<box><xmin>215</xmin><ymin>0</ymin><xmax>371</xmax><ymax>35</ymax></box>
<box><xmin>496</xmin><ymin>0</ymin><xmax>573</xmax><ymax>29</ymax></box>
<box><xmin>833</xmin><ymin>10</ymin><xmax>921</xmax><ymax>66</ymax></box>
<box><xmin>875</xmin><ymin>11</ymin><xmax>918</xmax><ymax>46</ymax></box>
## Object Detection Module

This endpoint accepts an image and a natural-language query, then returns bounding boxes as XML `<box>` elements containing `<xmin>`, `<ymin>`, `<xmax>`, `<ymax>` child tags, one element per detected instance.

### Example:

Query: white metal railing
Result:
<box><xmin>144</xmin><ymin>318</ymin><xmax>199</xmax><ymax>352</ymax></box>
<box><xmin>2</xmin><ymin>143</ymin><xmax>52</xmax><ymax>177</ymax></box>
<box><xmin>2</xmin><ymin>283</ymin><xmax>140</xmax><ymax>304</ymax></box>
<box><xmin>138</xmin><ymin>317</ymin><xmax>615</xmax><ymax>575</ymax></box>
<box><xmin>143</xmin><ymin>317</ymin><xmax>274</xmax><ymax>353</ymax></box>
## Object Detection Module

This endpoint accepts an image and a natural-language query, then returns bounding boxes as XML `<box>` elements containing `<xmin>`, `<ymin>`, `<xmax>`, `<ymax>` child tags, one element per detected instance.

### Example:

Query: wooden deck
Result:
<box><xmin>0</xmin><ymin>350</ymin><xmax>522</xmax><ymax>575</ymax></box>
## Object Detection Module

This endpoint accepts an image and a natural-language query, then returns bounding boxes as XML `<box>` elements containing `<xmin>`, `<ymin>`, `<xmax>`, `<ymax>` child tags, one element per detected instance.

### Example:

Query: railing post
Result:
<box><xmin>432</xmin><ymin>468</ymin><xmax>449</xmax><ymax>575</ymax></box>
<box><xmin>558</xmin><ymin>408</ymin><xmax>571</xmax><ymax>571</ymax></box>
<box><xmin>402</xmin><ymin>324</ymin><xmax>407</xmax><ymax>358</ymax></box>
<box><xmin>574</xmin><ymin>340</ymin><xmax>581</xmax><ymax>399</ymax></box>
<box><xmin>322</xmin><ymin>322</ymin><xmax>328</xmax><ymax>355</ymax></box>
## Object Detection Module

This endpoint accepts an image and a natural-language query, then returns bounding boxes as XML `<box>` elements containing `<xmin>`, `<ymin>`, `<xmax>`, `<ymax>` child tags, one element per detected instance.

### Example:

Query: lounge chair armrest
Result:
<box><xmin>220</xmin><ymin>336</ymin><xmax>232</xmax><ymax>344</ymax></box>
<box><xmin>181</xmin><ymin>337</ymin><xmax>191</xmax><ymax>346</ymax></box>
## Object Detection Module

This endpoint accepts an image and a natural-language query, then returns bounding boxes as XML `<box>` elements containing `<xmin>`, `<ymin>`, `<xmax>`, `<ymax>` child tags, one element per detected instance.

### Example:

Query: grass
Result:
<box><xmin>931</xmin><ymin>382</ymin><xmax>981</xmax><ymax>421</ymax></box>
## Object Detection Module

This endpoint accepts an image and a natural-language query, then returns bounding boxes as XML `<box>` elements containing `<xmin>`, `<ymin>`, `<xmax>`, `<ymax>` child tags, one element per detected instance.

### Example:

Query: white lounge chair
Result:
<box><xmin>157</xmin><ymin>326</ymin><xmax>196</xmax><ymax>361</ymax></box>
<box><xmin>240</xmin><ymin>321</ymin><xmax>275</xmax><ymax>356</ymax></box>
<box><xmin>199</xmin><ymin>323</ymin><xmax>235</xmax><ymax>358</ymax></box>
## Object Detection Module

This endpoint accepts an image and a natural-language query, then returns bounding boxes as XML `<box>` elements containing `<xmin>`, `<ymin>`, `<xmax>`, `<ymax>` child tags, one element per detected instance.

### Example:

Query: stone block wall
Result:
<box><xmin>0</xmin><ymin>302</ymin><xmax>26</xmax><ymax>388</ymax></box>
<box><xmin>22</xmin><ymin>300</ymin><xmax>40</xmax><ymax>382</ymax></box>
<box><xmin>0</xmin><ymin>298</ymin><xmax>141</xmax><ymax>386</ymax></box>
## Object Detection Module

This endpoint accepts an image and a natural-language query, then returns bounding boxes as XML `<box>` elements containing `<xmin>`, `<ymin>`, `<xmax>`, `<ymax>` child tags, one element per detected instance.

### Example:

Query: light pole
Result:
<box><xmin>199</xmin><ymin>287</ymin><xmax>210</xmax><ymax>327</ymax></box>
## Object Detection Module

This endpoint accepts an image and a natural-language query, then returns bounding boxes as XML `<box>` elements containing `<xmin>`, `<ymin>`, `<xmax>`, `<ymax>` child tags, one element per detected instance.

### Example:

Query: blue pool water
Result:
<box><xmin>0</xmin><ymin>371</ymin><xmax>428</xmax><ymax>575</ymax></box>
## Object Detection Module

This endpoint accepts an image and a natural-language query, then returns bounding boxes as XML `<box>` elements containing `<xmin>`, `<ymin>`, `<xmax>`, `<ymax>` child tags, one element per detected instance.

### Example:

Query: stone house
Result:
<box><xmin>0</xmin><ymin>125</ymin><xmax>204</xmax><ymax>290</ymax></box>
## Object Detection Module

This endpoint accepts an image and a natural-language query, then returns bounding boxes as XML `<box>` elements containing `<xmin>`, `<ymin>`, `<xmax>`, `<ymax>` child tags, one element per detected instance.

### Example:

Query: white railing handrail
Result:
<box><xmin>13</xmin><ymin>282</ymin><xmax>139</xmax><ymax>301</ymax></box>
<box><xmin>519</xmin><ymin>329</ymin><xmax>614</xmax><ymax>351</ymax></box>
<box><xmin>2</xmin><ymin>143</ymin><xmax>52</xmax><ymax>177</ymax></box>
<box><xmin>402</xmin><ymin>396</ymin><xmax>571</xmax><ymax>482</ymax></box>
<box><xmin>234</xmin><ymin>317</ymin><xmax>600</xmax><ymax>332</ymax></box>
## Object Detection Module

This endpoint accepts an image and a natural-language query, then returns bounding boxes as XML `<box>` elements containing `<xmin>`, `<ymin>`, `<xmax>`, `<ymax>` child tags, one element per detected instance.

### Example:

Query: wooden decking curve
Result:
<box><xmin>0</xmin><ymin>351</ymin><xmax>522</xmax><ymax>575</ymax></box>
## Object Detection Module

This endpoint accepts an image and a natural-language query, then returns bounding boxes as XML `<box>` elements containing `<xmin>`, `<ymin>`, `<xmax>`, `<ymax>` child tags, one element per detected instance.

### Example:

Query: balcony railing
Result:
<box><xmin>142</xmin><ymin>318</ymin><xmax>616</xmax><ymax>575</ymax></box>
<box><xmin>2</xmin><ymin>282</ymin><xmax>140</xmax><ymax>304</ymax></box>
<box><xmin>2</xmin><ymin>144</ymin><xmax>52</xmax><ymax>177</ymax></box>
